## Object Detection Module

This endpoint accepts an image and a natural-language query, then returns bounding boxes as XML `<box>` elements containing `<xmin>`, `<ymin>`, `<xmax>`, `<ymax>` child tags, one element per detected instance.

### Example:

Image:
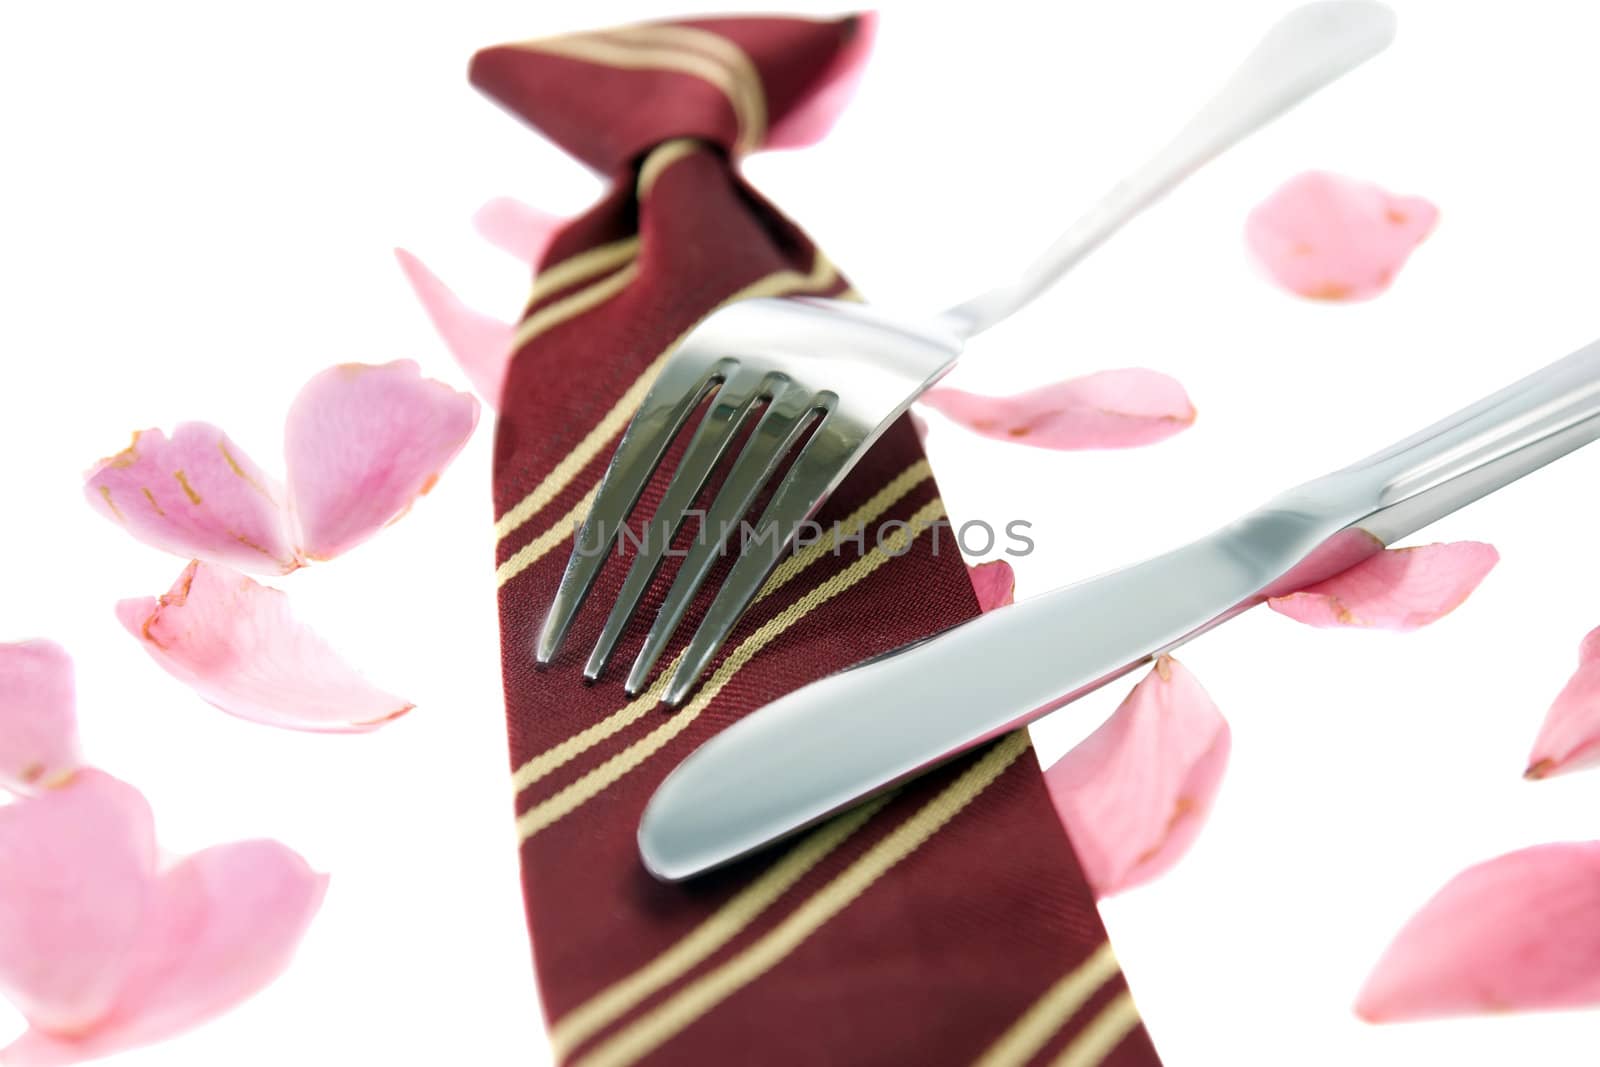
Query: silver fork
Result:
<box><xmin>536</xmin><ymin>1</ymin><xmax>1397</xmax><ymax>705</ymax></box>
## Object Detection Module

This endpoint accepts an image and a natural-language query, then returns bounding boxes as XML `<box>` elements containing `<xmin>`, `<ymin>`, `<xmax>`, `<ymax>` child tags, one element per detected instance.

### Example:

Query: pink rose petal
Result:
<box><xmin>471</xmin><ymin>197</ymin><xmax>560</xmax><ymax>264</ymax></box>
<box><xmin>1246</xmin><ymin>171</ymin><xmax>1438</xmax><ymax>301</ymax></box>
<box><xmin>1261</xmin><ymin>527</ymin><xmax>1385</xmax><ymax>599</ymax></box>
<box><xmin>394</xmin><ymin>249</ymin><xmax>515</xmax><ymax>406</ymax></box>
<box><xmin>0</xmin><ymin>771</ymin><xmax>156</xmax><ymax>1037</ymax></box>
<box><xmin>116</xmin><ymin>561</ymin><xmax>413</xmax><ymax>732</ymax></box>
<box><xmin>921</xmin><ymin>369</ymin><xmax>1195</xmax><ymax>450</ymax></box>
<box><xmin>968</xmin><ymin>560</ymin><xmax>1015</xmax><ymax>613</ymax></box>
<box><xmin>765</xmin><ymin>13</ymin><xmax>879</xmax><ymax>149</ymax></box>
<box><xmin>1356</xmin><ymin>841</ymin><xmax>1600</xmax><ymax>1022</ymax></box>
<box><xmin>3</xmin><ymin>842</ymin><xmax>328</xmax><ymax>1066</ymax></box>
<box><xmin>1525</xmin><ymin>625</ymin><xmax>1600</xmax><ymax>780</ymax></box>
<box><xmin>0</xmin><ymin>641</ymin><xmax>83</xmax><ymax>792</ymax></box>
<box><xmin>0</xmin><ymin>773</ymin><xmax>325</xmax><ymax>1066</ymax></box>
<box><xmin>284</xmin><ymin>359</ymin><xmax>479</xmax><ymax>560</ymax></box>
<box><xmin>1267</xmin><ymin>541</ymin><xmax>1498</xmax><ymax>631</ymax></box>
<box><xmin>1044</xmin><ymin>656</ymin><xmax>1230</xmax><ymax>897</ymax></box>
<box><xmin>84</xmin><ymin>426</ymin><xmax>300</xmax><ymax>575</ymax></box>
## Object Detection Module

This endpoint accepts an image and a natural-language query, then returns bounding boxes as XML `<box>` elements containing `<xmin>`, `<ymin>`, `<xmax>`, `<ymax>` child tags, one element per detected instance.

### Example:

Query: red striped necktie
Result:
<box><xmin>474</xmin><ymin>15</ymin><xmax>1164</xmax><ymax>1066</ymax></box>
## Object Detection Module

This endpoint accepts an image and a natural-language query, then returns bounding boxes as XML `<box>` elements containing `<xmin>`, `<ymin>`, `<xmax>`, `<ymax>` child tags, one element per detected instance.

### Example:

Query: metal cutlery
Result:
<box><xmin>639</xmin><ymin>336</ymin><xmax>1600</xmax><ymax>881</ymax></box>
<box><xmin>535</xmin><ymin>1</ymin><xmax>1398</xmax><ymax>703</ymax></box>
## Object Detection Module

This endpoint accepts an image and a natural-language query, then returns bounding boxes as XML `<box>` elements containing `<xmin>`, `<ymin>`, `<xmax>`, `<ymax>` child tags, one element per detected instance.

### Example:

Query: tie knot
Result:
<box><xmin>470</xmin><ymin>15</ymin><xmax>873</xmax><ymax>175</ymax></box>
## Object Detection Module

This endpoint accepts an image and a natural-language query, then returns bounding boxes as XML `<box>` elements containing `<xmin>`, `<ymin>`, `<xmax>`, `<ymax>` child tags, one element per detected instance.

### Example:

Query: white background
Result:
<box><xmin>3</xmin><ymin>0</ymin><xmax>1599</xmax><ymax>1063</ymax></box>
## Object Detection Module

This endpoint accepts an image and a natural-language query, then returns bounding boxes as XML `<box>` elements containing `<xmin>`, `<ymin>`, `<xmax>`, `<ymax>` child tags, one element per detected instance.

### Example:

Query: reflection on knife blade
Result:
<box><xmin>640</xmin><ymin>336</ymin><xmax>1600</xmax><ymax>881</ymax></box>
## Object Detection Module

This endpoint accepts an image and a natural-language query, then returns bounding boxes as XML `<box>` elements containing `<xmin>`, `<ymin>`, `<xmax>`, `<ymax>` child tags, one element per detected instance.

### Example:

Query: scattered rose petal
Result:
<box><xmin>1246</xmin><ymin>171</ymin><xmax>1438</xmax><ymax>301</ymax></box>
<box><xmin>3</xmin><ymin>842</ymin><xmax>328</xmax><ymax>1066</ymax></box>
<box><xmin>0</xmin><ymin>771</ymin><xmax>156</xmax><ymax>1038</ymax></box>
<box><xmin>921</xmin><ymin>369</ymin><xmax>1195</xmax><ymax>450</ymax></box>
<box><xmin>116</xmin><ymin>561</ymin><xmax>413</xmax><ymax>732</ymax></box>
<box><xmin>1356</xmin><ymin>841</ymin><xmax>1600</xmax><ymax>1022</ymax></box>
<box><xmin>0</xmin><ymin>641</ymin><xmax>83</xmax><ymax>792</ymax></box>
<box><xmin>968</xmin><ymin>560</ymin><xmax>1015</xmax><ymax>613</ymax></box>
<box><xmin>1267</xmin><ymin>541</ymin><xmax>1498</xmax><ymax>631</ymax></box>
<box><xmin>88</xmin><ymin>362</ymin><xmax>481</xmax><ymax>568</ymax></box>
<box><xmin>394</xmin><ymin>248</ymin><xmax>515</xmax><ymax>406</ymax></box>
<box><xmin>0</xmin><ymin>772</ymin><xmax>325</xmax><ymax>1066</ymax></box>
<box><xmin>765</xmin><ymin>13</ymin><xmax>879</xmax><ymax>149</ymax></box>
<box><xmin>84</xmin><ymin>425</ymin><xmax>300</xmax><ymax>575</ymax></box>
<box><xmin>284</xmin><ymin>360</ymin><xmax>479</xmax><ymax>561</ymax></box>
<box><xmin>1043</xmin><ymin>656</ymin><xmax>1230</xmax><ymax>897</ymax></box>
<box><xmin>471</xmin><ymin>197</ymin><xmax>560</xmax><ymax>264</ymax></box>
<box><xmin>1261</xmin><ymin>527</ymin><xmax>1384</xmax><ymax>598</ymax></box>
<box><xmin>1525</xmin><ymin>625</ymin><xmax>1600</xmax><ymax>780</ymax></box>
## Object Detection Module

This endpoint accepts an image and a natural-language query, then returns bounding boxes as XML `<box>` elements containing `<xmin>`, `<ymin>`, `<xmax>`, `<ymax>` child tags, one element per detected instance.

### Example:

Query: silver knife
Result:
<box><xmin>638</xmin><ymin>337</ymin><xmax>1600</xmax><ymax>881</ymax></box>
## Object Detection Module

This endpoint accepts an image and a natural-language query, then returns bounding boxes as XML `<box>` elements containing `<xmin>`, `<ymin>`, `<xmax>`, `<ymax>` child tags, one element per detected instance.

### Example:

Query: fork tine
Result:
<box><xmin>582</xmin><ymin>368</ymin><xmax>769</xmax><ymax>681</ymax></box>
<box><xmin>660</xmin><ymin>425</ymin><xmax>856</xmax><ymax>705</ymax></box>
<box><xmin>535</xmin><ymin>357</ymin><xmax>735</xmax><ymax>664</ymax></box>
<box><xmin>623</xmin><ymin>382</ymin><xmax>819</xmax><ymax>695</ymax></box>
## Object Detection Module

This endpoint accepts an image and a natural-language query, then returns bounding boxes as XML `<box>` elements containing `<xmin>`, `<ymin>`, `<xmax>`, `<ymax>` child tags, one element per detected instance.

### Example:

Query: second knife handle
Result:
<box><xmin>1275</xmin><ymin>338</ymin><xmax>1600</xmax><ymax>545</ymax></box>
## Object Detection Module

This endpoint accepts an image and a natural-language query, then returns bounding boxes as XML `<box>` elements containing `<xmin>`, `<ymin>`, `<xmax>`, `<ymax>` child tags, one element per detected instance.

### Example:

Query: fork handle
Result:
<box><xmin>936</xmin><ymin>1</ymin><xmax>1396</xmax><ymax>340</ymax></box>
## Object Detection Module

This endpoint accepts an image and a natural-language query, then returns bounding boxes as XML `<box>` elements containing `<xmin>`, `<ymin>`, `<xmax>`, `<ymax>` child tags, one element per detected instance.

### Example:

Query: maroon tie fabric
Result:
<box><xmin>475</xmin><ymin>15</ymin><xmax>1164</xmax><ymax>1066</ymax></box>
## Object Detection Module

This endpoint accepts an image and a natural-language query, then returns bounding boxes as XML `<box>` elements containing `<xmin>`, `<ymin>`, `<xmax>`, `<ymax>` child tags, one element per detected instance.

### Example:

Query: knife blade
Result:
<box><xmin>639</xmin><ymin>336</ymin><xmax>1600</xmax><ymax>881</ymax></box>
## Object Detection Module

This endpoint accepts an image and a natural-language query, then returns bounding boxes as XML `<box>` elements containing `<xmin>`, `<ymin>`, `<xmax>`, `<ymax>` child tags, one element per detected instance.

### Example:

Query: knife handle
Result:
<box><xmin>1276</xmin><ymin>338</ymin><xmax>1600</xmax><ymax>545</ymax></box>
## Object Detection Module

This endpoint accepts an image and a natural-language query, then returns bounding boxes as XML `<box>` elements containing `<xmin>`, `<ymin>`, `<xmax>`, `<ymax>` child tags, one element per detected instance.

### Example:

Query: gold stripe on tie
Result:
<box><xmin>495</xmin><ymin>486</ymin><xmax>596</xmax><ymax>589</ymax></box>
<box><xmin>1049</xmin><ymin>990</ymin><xmax>1142</xmax><ymax>1067</ymax></box>
<box><xmin>636</xmin><ymin>137</ymin><xmax>705</xmax><ymax>199</ymax></box>
<box><xmin>972</xmin><ymin>944</ymin><xmax>1123</xmax><ymax>1067</ymax></box>
<box><xmin>509</xmin><ymin>459</ymin><xmax>933</xmax><ymax>792</ymax></box>
<box><xmin>569</xmin><ymin>731</ymin><xmax>1034</xmax><ymax>1067</ymax></box>
<box><xmin>516</xmin><ymin>33</ymin><xmax>763</xmax><ymax>155</ymax></box>
<box><xmin>515</xmin><ymin>499</ymin><xmax>947</xmax><ymax>841</ymax></box>
<box><xmin>607</xmin><ymin>24</ymin><xmax>768</xmax><ymax>155</ymax></box>
<box><xmin>511</xmin><ymin>259</ymin><xmax>642</xmax><ymax>353</ymax></box>
<box><xmin>550</xmin><ymin>794</ymin><xmax>894</xmax><ymax>1057</ymax></box>
<box><xmin>493</xmin><ymin>252</ymin><xmax>840</xmax><ymax>543</ymax></box>
<box><xmin>495</xmin><ymin>142</ymin><xmax>707</xmax><ymax>552</ymax></box>
<box><xmin>525</xmin><ymin>237</ymin><xmax>641</xmax><ymax>313</ymax></box>
<box><xmin>756</xmin><ymin>459</ymin><xmax>930</xmax><ymax>594</ymax></box>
